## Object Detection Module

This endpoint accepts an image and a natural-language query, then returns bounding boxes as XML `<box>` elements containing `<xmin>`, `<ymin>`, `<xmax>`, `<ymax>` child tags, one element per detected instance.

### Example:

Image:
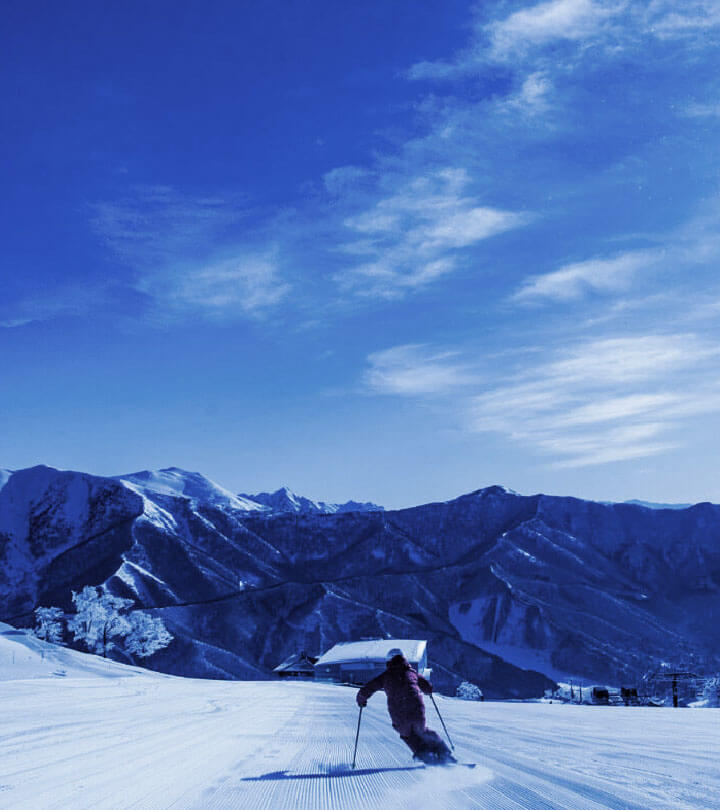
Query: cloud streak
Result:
<box><xmin>365</xmin><ymin>344</ymin><xmax>477</xmax><ymax>395</ymax></box>
<box><xmin>365</xmin><ymin>333</ymin><xmax>720</xmax><ymax>468</ymax></box>
<box><xmin>335</xmin><ymin>169</ymin><xmax>528</xmax><ymax>298</ymax></box>
<box><xmin>470</xmin><ymin>333</ymin><xmax>720</xmax><ymax>467</ymax></box>
<box><xmin>92</xmin><ymin>186</ymin><xmax>289</xmax><ymax>323</ymax></box>
<box><xmin>512</xmin><ymin>201</ymin><xmax>720</xmax><ymax>306</ymax></box>
<box><xmin>487</xmin><ymin>0</ymin><xmax>621</xmax><ymax>59</ymax></box>
<box><xmin>513</xmin><ymin>249</ymin><xmax>660</xmax><ymax>302</ymax></box>
<box><xmin>409</xmin><ymin>0</ymin><xmax>720</xmax><ymax>80</ymax></box>
<box><xmin>137</xmin><ymin>254</ymin><xmax>290</xmax><ymax>322</ymax></box>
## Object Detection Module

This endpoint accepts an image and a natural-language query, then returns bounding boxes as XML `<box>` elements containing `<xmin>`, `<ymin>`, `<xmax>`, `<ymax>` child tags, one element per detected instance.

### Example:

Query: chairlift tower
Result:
<box><xmin>644</xmin><ymin>669</ymin><xmax>702</xmax><ymax>707</ymax></box>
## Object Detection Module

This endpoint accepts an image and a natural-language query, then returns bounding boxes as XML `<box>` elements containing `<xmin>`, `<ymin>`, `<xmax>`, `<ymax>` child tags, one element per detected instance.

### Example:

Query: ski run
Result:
<box><xmin>1</xmin><ymin>648</ymin><xmax>718</xmax><ymax>809</ymax></box>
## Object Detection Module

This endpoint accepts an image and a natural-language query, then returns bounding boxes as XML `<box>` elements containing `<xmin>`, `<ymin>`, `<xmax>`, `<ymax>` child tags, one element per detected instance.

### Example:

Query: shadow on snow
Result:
<box><xmin>242</xmin><ymin>765</ymin><xmax>424</xmax><ymax>782</ymax></box>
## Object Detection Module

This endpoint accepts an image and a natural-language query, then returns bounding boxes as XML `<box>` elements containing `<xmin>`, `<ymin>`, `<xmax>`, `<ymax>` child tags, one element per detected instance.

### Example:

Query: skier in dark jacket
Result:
<box><xmin>356</xmin><ymin>648</ymin><xmax>455</xmax><ymax>763</ymax></box>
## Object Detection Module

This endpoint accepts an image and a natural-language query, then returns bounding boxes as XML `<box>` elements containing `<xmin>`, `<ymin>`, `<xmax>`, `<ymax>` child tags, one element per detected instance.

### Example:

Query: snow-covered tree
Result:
<box><xmin>67</xmin><ymin>586</ymin><xmax>132</xmax><ymax>657</ymax></box>
<box><xmin>456</xmin><ymin>681</ymin><xmax>483</xmax><ymax>701</ymax></box>
<box><xmin>702</xmin><ymin>676</ymin><xmax>720</xmax><ymax>708</ymax></box>
<box><xmin>33</xmin><ymin>606</ymin><xmax>65</xmax><ymax>644</ymax></box>
<box><xmin>65</xmin><ymin>586</ymin><xmax>172</xmax><ymax>661</ymax></box>
<box><xmin>124</xmin><ymin>611</ymin><xmax>173</xmax><ymax>658</ymax></box>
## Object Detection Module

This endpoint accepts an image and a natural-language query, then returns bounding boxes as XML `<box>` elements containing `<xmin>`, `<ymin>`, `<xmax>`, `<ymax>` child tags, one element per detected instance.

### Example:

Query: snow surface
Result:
<box><xmin>449</xmin><ymin>601</ymin><xmax>582</xmax><ymax>684</ymax></box>
<box><xmin>0</xmin><ymin>622</ymin><xmax>157</xmax><ymax>681</ymax></box>
<box><xmin>1</xmin><ymin>632</ymin><xmax>718</xmax><ymax>810</ymax></box>
<box><xmin>0</xmin><ymin>469</ymin><xmax>11</xmax><ymax>494</ymax></box>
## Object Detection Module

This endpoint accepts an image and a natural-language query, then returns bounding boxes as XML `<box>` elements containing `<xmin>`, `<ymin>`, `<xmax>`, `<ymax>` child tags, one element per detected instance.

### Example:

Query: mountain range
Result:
<box><xmin>1</xmin><ymin>465</ymin><xmax>718</xmax><ymax>697</ymax></box>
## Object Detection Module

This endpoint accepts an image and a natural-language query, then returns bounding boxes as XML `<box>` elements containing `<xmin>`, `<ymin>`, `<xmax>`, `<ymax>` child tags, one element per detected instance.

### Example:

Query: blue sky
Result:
<box><xmin>2</xmin><ymin>0</ymin><xmax>720</xmax><ymax>508</ymax></box>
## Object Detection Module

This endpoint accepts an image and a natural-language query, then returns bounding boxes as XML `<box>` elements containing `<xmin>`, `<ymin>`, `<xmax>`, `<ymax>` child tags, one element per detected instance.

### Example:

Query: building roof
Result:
<box><xmin>315</xmin><ymin>639</ymin><xmax>426</xmax><ymax>667</ymax></box>
<box><xmin>273</xmin><ymin>651</ymin><xmax>317</xmax><ymax>674</ymax></box>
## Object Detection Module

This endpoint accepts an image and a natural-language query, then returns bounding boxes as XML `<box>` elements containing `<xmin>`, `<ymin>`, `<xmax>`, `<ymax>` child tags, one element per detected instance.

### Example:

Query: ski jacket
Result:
<box><xmin>356</xmin><ymin>655</ymin><xmax>432</xmax><ymax>729</ymax></box>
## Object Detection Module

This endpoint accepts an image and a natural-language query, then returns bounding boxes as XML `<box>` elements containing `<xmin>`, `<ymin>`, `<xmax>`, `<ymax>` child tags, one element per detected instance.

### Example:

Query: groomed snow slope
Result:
<box><xmin>1</xmin><ymin>669</ymin><xmax>718</xmax><ymax>808</ymax></box>
<box><xmin>0</xmin><ymin>623</ymin><xmax>157</xmax><ymax>681</ymax></box>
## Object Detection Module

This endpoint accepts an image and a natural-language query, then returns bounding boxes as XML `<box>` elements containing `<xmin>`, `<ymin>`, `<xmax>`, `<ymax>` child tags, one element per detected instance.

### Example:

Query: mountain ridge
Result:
<box><xmin>1</xmin><ymin>465</ymin><xmax>718</xmax><ymax>697</ymax></box>
<box><xmin>238</xmin><ymin>484</ymin><xmax>383</xmax><ymax>515</ymax></box>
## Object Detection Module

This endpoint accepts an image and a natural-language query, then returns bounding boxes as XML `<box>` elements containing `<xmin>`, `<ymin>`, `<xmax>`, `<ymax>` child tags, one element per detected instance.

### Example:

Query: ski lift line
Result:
<box><xmin>3</xmin><ymin>549</ymin><xmax>524</xmax><ymax>624</ymax></box>
<box><xmin>1</xmin><ymin>538</ymin><xmax>707</xmax><ymax>680</ymax></box>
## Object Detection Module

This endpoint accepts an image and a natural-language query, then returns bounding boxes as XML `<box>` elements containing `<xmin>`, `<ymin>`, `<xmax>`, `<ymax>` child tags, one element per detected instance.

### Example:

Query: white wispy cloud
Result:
<box><xmin>513</xmin><ymin>249</ymin><xmax>661</xmax><ymax>302</ymax></box>
<box><xmin>322</xmin><ymin>1</ymin><xmax>720</xmax><ymax>317</ymax></box>
<box><xmin>92</xmin><ymin>185</ymin><xmax>243</xmax><ymax>266</ymax></box>
<box><xmin>684</xmin><ymin>101</ymin><xmax>720</xmax><ymax>117</ymax></box>
<box><xmin>408</xmin><ymin>0</ymin><xmax>624</xmax><ymax>80</ymax></box>
<box><xmin>487</xmin><ymin>0</ymin><xmax>621</xmax><ymax>59</ymax></box>
<box><xmin>92</xmin><ymin>186</ymin><xmax>289</xmax><ymax>322</ymax></box>
<box><xmin>335</xmin><ymin>169</ymin><xmax>528</xmax><ymax>298</ymax></box>
<box><xmin>500</xmin><ymin>71</ymin><xmax>554</xmax><ymax>115</ymax></box>
<box><xmin>408</xmin><ymin>0</ymin><xmax>719</xmax><ymax>81</ymax></box>
<box><xmin>468</xmin><ymin>333</ymin><xmax>720</xmax><ymax>466</ymax></box>
<box><xmin>365</xmin><ymin>333</ymin><xmax>720</xmax><ymax>468</ymax></box>
<box><xmin>137</xmin><ymin>254</ymin><xmax>289</xmax><ymax>322</ymax></box>
<box><xmin>535</xmin><ymin>423</ymin><xmax>679</xmax><ymax>468</ymax></box>
<box><xmin>364</xmin><ymin>344</ymin><xmax>477</xmax><ymax>395</ymax></box>
<box><xmin>512</xmin><ymin>202</ymin><xmax>720</xmax><ymax>306</ymax></box>
<box><xmin>645</xmin><ymin>0</ymin><xmax>720</xmax><ymax>39</ymax></box>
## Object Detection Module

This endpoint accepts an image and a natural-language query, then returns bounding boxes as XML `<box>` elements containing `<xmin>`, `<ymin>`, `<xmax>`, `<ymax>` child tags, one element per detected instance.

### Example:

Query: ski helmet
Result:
<box><xmin>386</xmin><ymin>647</ymin><xmax>404</xmax><ymax>661</ymax></box>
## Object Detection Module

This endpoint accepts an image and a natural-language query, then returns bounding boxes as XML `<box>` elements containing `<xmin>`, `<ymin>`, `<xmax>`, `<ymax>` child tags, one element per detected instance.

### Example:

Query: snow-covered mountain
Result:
<box><xmin>115</xmin><ymin>470</ymin><xmax>382</xmax><ymax>515</ymax></box>
<box><xmin>622</xmin><ymin>499</ymin><xmax>694</xmax><ymax>510</ymax></box>
<box><xmin>118</xmin><ymin>467</ymin><xmax>266</xmax><ymax>512</ymax></box>
<box><xmin>0</xmin><ymin>468</ymin><xmax>13</xmax><ymax>492</ymax></box>
<box><xmin>1</xmin><ymin>466</ymin><xmax>718</xmax><ymax>697</ymax></box>
<box><xmin>239</xmin><ymin>485</ymin><xmax>383</xmax><ymax>515</ymax></box>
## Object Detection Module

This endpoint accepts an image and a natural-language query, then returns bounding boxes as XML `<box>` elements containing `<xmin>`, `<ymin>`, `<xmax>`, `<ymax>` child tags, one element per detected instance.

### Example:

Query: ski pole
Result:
<box><xmin>351</xmin><ymin>706</ymin><xmax>363</xmax><ymax>769</ymax></box>
<box><xmin>430</xmin><ymin>693</ymin><xmax>454</xmax><ymax>750</ymax></box>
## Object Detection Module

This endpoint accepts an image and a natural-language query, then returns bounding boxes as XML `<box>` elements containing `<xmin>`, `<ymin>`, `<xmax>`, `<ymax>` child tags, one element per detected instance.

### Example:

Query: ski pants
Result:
<box><xmin>393</xmin><ymin>718</ymin><xmax>447</xmax><ymax>756</ymax></box>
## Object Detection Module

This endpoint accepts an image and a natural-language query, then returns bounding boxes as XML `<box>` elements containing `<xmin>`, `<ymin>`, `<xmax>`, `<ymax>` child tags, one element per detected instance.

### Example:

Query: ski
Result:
<box><xmin>419</xmin><ymin>760</ymin><xmax>476</xmax><ymax>769</ymax></box>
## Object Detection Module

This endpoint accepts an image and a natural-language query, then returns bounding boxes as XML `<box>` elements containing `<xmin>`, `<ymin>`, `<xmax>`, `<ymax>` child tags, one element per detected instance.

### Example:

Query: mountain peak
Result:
<box><xmin>117</xmin><ymin>468</ymin><xmax>265</xmax><ymax>512</ymax></box>
<box><xmin>0</xmin><ymin>468</ymin><xmax>13</xmax><ymax>493</ymax></box>
<box><xmin>464</xmin><ymin>484</ymin><xmax>521</xmax><ymax>500</ymax></box>
<box><xmin>239</xmin><ymin>487</ymin><xmax>383</xmax><ymax>515</ymax></box>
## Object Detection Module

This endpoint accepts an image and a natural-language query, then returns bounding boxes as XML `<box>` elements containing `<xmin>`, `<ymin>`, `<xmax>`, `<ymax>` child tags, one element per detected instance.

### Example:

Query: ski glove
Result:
<box><xmin>356</xmin><ymin>694</ymin><xmax>367</xmax><ymax>707</ymax></box>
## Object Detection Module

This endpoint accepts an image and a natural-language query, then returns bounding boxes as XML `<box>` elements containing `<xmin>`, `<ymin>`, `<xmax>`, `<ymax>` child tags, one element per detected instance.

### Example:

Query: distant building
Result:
<box><xmin>591</xmin><ymin>687</ymin><xmax>610</xmax><ymax>705</ymax></box>
<box><xmin>273</xmin><ymin>651</ymin><xmax>318</xmax><ymax>679</ymax></box>
<box><xmin>314</xmin><ymin>638</ymin><xmax>430</xmax><ymax>685</ymax></box>
<box><xmin>621</xmin><ymin>687</ymin><xmax>639</xmax><ymax>706</ymax></box>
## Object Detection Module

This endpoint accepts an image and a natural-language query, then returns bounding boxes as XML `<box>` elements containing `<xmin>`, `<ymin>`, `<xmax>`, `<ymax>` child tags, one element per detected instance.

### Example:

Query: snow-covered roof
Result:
<box><xmin>273</xmin><ymin>652</ymin><xmax>317</xmax><ymax>673</ymax></box>
<box><xmin>315</xmin><ymin>639</ymin><xmax>426</xmax><ymax>667</ymax></box>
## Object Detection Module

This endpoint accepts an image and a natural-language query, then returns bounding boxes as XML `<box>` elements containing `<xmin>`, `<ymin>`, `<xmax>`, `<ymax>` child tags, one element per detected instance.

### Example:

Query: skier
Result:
<box><xmin>356</xmin><ymin>648</ymin><xmax>456</xmax><ymax>764</ymax></box>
